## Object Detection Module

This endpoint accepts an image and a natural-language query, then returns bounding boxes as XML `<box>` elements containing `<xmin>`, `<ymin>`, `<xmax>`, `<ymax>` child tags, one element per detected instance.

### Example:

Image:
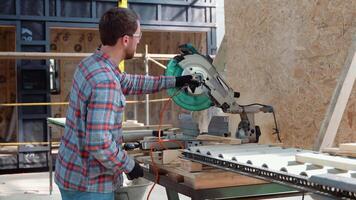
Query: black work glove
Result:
<box><xmin>175</xmin><ymin>75</ymin><xmax>201</xmax><ymax>92</ymax></box>
<box><xmin>152</xmin><ymin>130</ymin><xmax>165</xmax><ymax>137</ymax></box>
<box><xmin>127</xmin><ymin>161</ymin><xmax>144</xmax><ymax>180</ymax></box>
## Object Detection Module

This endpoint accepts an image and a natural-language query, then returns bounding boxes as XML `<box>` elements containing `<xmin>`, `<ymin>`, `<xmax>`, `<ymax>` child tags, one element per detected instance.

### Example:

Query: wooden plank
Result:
<box><xmin>0</xmin><ymin>26</ymin><xmax>16</xmax><ymax>141</ymax></box>
<box><xmin>158</xmin><ymin>163</ymin><xmax>265</xmax><ymax>189</ymax></box>
<box><xmin>137</xmin><ymin>150</ymin><xmax>181</xmax><ymax>165</ymax></box>
<box><xmin>339</xmin><ymin>143</ymin><xmax>356</xmax><ymax>152</ymax></box>
<box><xmin>180</xmin><ymin>159</ymin><xmax>203</xmax><ymax>172</ymax></box>
<box><xmin>295</xmin><ymin>153</ymin><xmax>356</xmax><ymax>171</ymax></box>
<box><xmin>184</xmin><ymin>169</ymin><xmax>266</xmax><ymax>189</ymax></box>
<box><xmin>162</xmin><ymin>149</ymin><xmax>182</xmax><ymax>164</ymax></box>
<box><xmin>0</xmin><ymin>146</ymin><xmax>17</xmax><ymax>154</ymax></box>
<box><xmin>136</xmin><ymin>155</ymin><xmax>266</xmax><ymax>189</ymax></box>
<box><xmin>314</xmin><ymin>36</ymin><xmax>356</xmax><ymax>150</ymax></box>
<box><xmin>322</xmin><ymin>147</ymin><xmax>341</xmax><ymax>154</ymax></box>
<box><xmin>0</xmin><ymin>142</ymin><xmax>60</xmax><ymax>146</ymax></box>
<box><xmin>331</xmin><ymin>151</ymin><xmax>356</xmax><ymax>158</ymax></box>
<box><xmin>322</xmin><ymin>147</ymin><xmax>356</xmax><ymax>158</ymax></box>
<box><xmin>197</xmin><ymin>135</ymin><xmax>242</xmax><ymax>144</ymax></box>
<box><xmin>0</xmin><ymin>52</ymin><xmax>177</xmax><ymax>60</ymax></box>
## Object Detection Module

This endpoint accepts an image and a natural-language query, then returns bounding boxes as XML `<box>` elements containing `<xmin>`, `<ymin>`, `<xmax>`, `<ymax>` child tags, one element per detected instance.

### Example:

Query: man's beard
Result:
<box><xmin>125</xmin><ymin>48</ymin><xmax>135</xmax><ymax>59</ymax></box>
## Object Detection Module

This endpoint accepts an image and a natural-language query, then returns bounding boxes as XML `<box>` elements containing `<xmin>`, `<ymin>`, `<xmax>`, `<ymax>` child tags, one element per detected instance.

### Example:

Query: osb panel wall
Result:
<box><xmin>0</xmin><ymin>26</ymin><xmax>16</xmax><ymax>141</ymax></box>
<box><xmin>225</xmin><ymin>0</ymin><xmax>356</xmax><ymax>149</ymax></box>
<box><xmin>50</xmin><ymin>28</ymin><xmax>206</xmax><ymax>127</ymax></box>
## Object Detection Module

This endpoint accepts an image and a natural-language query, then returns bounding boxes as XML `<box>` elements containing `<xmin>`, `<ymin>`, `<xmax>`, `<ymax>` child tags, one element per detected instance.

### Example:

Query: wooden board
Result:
<box><xmin>197</xmin><ymin>134</ymin><xmax>242</xmax><ymax>144</ymax></box>
<box><xmin>162</xmin><ymin>149</ymin><xmax>182</xmax><ymax>164</ymax></box>
<box><xmin>0</xmin><ymin>26</ymin><xmax>17</xmax><ymax>142</ymax></box>
<box><xmin>183</xmin><ymin>168</ymin><xmax>265</xmax><ymax>190</ymax></box>
<box><xmin>295</xmin><ymin>153</ymin><xmax>356</xmax><ymax>171</ymax></box>
<box><xmin>315</xmin><ymin>50</ymin><xmax>356</xmax><ymax>150</ymax></box>
<box><xmin>180</xmin><ymin>159</ymin><xmax>203</xmax><ymax>172</ymax></box>
<box><xmin>137</xmin><ymin>155</ymin><xmax>266</xmax><ymax>189</ymax></box>
<box><xmin>340</xmin><ymin>143</ymin><xmax>356</xmax><ymax>152</ymax></box>
<box><xmin>322</xmin><ymin>147</ymin><xmax>356</xmax><ymax>158</ymax></box>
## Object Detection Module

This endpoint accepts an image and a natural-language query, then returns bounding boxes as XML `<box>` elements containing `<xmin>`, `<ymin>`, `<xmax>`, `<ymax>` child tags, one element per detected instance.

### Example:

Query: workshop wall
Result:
<box><xmin>0</xmin><ymin>26</ymin><xmax>16</xmax><ymax>142</ymax></box>
<box><xmin>225</xmin><ymin>0</ymin><xmax>356</xmax><ymax>149</ymax></box>
<box><xmin>50</xmin><ymin>28</ymin><xmax>100</xmax><ymax>123</ymax></box>
<box><xmin>50</xmin><ymin>28</ymin><xmax>206</xmax><ymax>128</ymax></box>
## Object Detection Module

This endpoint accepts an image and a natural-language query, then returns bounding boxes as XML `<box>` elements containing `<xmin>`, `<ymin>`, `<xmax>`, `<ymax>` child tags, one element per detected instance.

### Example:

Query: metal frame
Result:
<box><xmin>0</xmin><ymin>0</ymin><xmax>217</xmax><ymax>54</ymax></box>
<box><xmin>183</xmin><ymin>150</ymin><xmax>356</xmax><ymax>199</ymax></box>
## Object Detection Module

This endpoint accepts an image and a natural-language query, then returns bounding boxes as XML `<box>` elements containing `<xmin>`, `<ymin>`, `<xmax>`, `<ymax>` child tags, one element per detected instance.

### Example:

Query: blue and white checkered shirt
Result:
<box><xmin>55</xmin><ymin>49</ymin><xmax>175</xmax><ymax>192</ymax></box>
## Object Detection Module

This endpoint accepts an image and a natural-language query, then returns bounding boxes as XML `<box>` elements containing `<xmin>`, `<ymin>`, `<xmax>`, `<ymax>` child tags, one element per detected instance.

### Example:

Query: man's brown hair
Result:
<box><xmin>99</xmin><ymin>7</ymin><xmax>138</xmax><ymax>46</ymax></box>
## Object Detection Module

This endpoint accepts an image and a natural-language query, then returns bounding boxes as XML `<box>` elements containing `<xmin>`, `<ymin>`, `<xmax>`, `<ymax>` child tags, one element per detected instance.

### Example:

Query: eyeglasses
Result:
<box><xmin>131</xmin><ymin>32</ymin><xmax>142</xmax><ymax>40</ymax></box>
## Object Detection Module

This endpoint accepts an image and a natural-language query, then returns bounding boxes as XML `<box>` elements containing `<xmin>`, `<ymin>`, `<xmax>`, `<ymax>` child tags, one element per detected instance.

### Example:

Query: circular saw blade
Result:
<box><xmin>165</xmin><ymin>58</ymin><xmax>212</xmax><ymax>111</ymax></box>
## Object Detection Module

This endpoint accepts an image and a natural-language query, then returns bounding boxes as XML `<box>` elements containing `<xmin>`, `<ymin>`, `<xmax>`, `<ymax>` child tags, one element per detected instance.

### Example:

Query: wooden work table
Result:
<box><xmin>47</xmin><ymin>118</ymin><xmax>298</xmax><ymax>199</ymax></box>
<box><xmin>133</xmin><ymin>152</ymin><xmax>298</xmax><ymax>200</ymax></box>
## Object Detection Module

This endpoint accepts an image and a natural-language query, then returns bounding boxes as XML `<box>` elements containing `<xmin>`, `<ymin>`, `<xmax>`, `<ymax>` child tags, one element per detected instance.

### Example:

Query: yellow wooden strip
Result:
<box><xmin>0</xmin><ymin>52</ymin><xmax>176</xmax><ymax>60</ymax></box>
<box><xmin>0</xmin><ymin>98</ymin><xmax>171</xmax><ymax>107</ymax></box>
<box><xmin>0</xmin><ymin>142</ymin><xmax>60</xmax><ymax>146</ymax></box>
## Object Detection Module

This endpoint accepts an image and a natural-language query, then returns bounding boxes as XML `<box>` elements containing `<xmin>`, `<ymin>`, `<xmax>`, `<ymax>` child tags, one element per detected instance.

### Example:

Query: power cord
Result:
<box><xmin>146</xmin><ymin>87</ymin><xmax>185</xmax><ymax>200</ymax></box>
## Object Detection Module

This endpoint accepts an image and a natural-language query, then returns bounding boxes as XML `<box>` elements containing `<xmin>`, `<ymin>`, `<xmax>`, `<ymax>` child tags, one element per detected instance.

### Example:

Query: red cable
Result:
<box><xmin>146</xmin><ymin>88</ymin><xmax>185</xmax><ymax>200</ymax></box>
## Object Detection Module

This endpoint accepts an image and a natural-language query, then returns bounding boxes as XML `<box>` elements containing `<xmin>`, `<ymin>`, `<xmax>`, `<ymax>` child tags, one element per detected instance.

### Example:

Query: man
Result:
<box><xmin>55</xmin><ymin>7</ymin><xmax>198</xmax><ymax>200</ymax></box>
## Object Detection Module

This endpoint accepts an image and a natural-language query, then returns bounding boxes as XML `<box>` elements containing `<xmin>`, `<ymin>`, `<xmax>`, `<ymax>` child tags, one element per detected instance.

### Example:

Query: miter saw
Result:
<box><xmin>125</xmin><ymin>44</ymin><xmax>280</xmax><ymax>150</ymax></box>
<box><xmin>165</xmin><ymin>43</ymin><xmax>281</xmax><ymax>143</ymax></box>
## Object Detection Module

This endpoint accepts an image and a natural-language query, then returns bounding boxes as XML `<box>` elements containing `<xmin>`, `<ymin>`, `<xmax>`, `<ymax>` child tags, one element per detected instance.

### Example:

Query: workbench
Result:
<box><xmin>47</xmin><ymin>118</ymin><xmax>298</xmax><ymax>199</ymax></box>
<box><xmin>46</xmin><ymin>117</ymin><xmax>173</xmax><ymax>194</ymax></box>
<box><xmin>135</xmin><ymin>154</ymin><xmax>297</xmax><ymax>200</ymax></box>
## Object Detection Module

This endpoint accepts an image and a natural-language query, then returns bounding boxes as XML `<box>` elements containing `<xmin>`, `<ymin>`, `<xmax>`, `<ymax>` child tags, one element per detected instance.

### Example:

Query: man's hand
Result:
<box><xmin>126</xmin><ymin>161</ymin><xmax>144</xmax><ymax>180</ymax></box>
<box><xmin>175</xmin><ymin>75</ymin><xmax>201</xmax><ymax>92</ymax></box>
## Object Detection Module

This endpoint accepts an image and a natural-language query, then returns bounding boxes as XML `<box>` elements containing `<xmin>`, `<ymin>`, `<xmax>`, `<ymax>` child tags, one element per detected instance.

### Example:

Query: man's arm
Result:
<box><xmin>119</xmin><ymin>73</ymin><xmax>176</xmax><ymax>95</ymax></box>
<box><xmin>85</xmin><ymin>81</ymin><xmax>135</xmax><ymax>173</ymax></box>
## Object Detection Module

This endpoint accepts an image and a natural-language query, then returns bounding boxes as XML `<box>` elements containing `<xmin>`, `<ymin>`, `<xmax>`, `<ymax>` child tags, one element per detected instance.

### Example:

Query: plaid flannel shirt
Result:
<box><xmin>55</xmin><ymin>50</ymin><xmax>176</xmax><ymax>193</ymax></box>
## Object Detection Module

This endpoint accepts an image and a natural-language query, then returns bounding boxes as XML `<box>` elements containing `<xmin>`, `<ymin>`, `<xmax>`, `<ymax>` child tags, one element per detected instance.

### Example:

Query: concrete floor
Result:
<box><xmin>0</xmin><ymin>172</ymin><xmax>315</xmax><ymax>200</ymax></box>
<box><xmin>0</xmin><ymin>172</ymin><xmax>189</xmax><ymax>200</ymax></box>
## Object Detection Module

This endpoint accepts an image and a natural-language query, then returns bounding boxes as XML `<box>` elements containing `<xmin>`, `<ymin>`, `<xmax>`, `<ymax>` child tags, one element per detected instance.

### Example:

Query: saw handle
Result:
<box><xmin>123</xmin><ymin>142</ymin><xmax>141</xmax><ymax>151</ymax></box>
<box><xmin>175</xmin><ymin>75</ymin><xmax>201</xmax><ymax>93</ymax></box>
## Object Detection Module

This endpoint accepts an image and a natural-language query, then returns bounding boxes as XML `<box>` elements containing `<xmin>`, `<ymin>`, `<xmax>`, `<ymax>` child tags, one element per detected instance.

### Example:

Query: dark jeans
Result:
<box><xmin>59</xmin><ymin>188</ymin><xmax>114</xmax><ymax>200</ymax></box>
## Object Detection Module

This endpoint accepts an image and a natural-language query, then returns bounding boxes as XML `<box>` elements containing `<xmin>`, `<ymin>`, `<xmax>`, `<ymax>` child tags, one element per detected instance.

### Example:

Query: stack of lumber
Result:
<box><xmin>136</xmin><ymin>149</ymin><xmax>266</xmax><ymax>189</ymax></box>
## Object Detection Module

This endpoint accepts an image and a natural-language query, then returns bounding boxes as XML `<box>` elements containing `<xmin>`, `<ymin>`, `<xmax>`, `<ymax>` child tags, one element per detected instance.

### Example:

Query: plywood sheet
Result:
<box><xmin>0</xmin><ymin>26</ymin><xmax>17</xmax><ymax>141</ymax></box>
<box><xmin>224</xmin><ymin>0</ymin><xmax>356</xmax><ymax>149</ymax></box>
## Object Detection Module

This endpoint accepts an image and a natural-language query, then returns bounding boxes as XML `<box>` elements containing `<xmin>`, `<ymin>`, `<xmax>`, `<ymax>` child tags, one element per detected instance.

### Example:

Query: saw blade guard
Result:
<box><xmin>165</xmin><ymin>55</ymin><xmax>213</xmax><ymax>111</ymax></box>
